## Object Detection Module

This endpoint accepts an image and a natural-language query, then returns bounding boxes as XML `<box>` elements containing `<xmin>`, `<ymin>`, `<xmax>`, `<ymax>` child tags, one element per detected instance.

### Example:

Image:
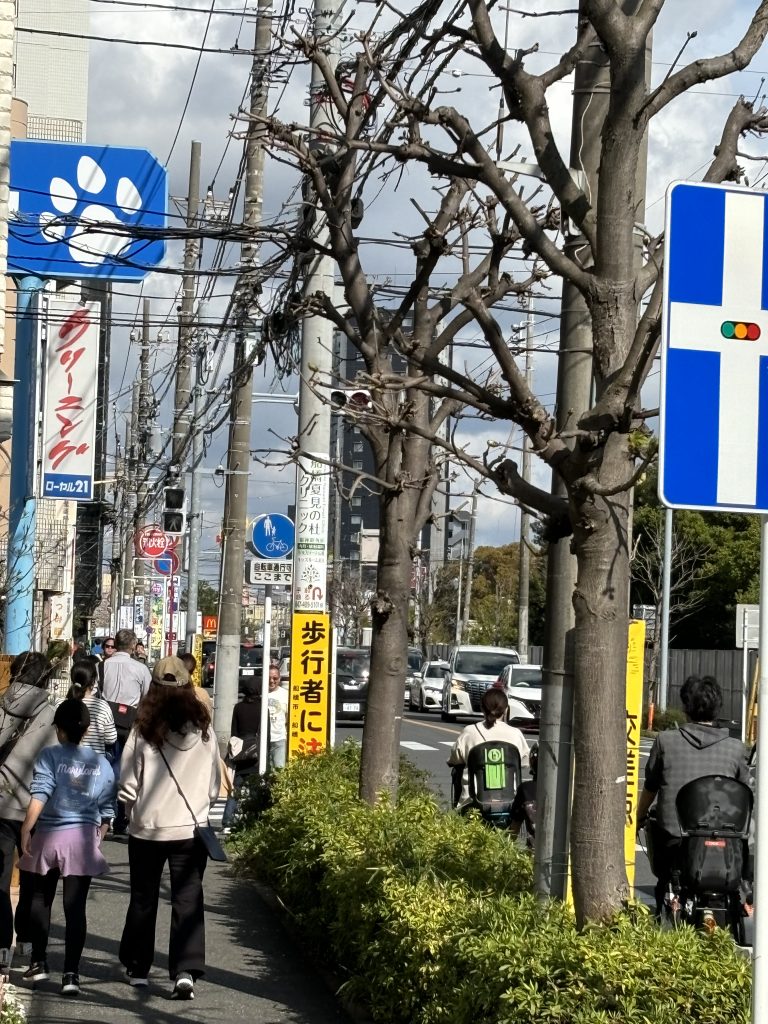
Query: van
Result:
<box><xmin>440</xmin><ymin>645</ymin><xmax>520</xmax><ymax>722</ymax></box>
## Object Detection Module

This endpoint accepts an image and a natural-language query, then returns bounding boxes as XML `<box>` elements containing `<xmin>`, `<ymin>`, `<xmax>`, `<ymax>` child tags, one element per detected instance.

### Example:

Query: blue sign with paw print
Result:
<box><xmin>8</xmin><ymin>140</ymin><xmax>167</xmax><ymax>280</ymax></box>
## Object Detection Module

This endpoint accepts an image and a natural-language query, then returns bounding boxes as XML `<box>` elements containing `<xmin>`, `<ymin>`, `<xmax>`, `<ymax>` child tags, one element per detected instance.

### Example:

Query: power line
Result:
<box><xmin>16</xmin><ymin>25</ymin><xmax>254</xmax><ymax>52</ymax></box>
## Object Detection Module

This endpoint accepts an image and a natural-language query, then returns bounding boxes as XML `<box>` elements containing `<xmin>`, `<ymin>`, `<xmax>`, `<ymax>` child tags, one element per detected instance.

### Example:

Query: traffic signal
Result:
<box><xmin>721</xmin><ymin>321</ymin><xmax>760</xmax><ymax>340</ymax></box>
<box><xmin>329</xmin><ymin>388</ymin><xmax>371</xmax><ymax>411</ymax></box>
<box><xmin>162</xmin><ymin>486</ymin><xmax>186</xmax><ymax>535</ymax></box>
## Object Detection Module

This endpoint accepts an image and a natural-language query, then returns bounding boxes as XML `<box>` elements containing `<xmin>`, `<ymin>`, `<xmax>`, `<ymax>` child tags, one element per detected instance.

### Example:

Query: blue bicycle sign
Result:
<box><xmin>250</xmin><ymin>513</ymin><xmax>295</xmax><ymax>560</ymax></box>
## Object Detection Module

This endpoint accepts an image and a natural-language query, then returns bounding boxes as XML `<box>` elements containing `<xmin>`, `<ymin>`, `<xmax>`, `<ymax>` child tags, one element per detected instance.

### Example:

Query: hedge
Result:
<box><xmin>232</xmin><ymin>741</ymin><xmax>751</xmax><ymax>1024</ymax></box>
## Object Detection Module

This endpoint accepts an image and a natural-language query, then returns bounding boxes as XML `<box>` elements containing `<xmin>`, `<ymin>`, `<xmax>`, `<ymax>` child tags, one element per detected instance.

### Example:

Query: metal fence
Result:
<box><xmin>426</xmin><ymin>642</ymin><xmax>753</xmax><ymax>730</ymax></box>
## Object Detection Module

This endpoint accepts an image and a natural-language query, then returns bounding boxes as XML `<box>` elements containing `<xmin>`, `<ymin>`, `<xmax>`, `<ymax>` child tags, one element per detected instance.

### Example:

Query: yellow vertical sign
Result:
<box><xmin>288</xmin><ymin>612</ymin><xmax>331</xmax><ymax>760</ymax></box>
<box><xmin>625</xmin><ymin>618</ymin><xmax>646</xmax><ymax>890</ymax></box>
<box><xmin>191</xmin><ymin>634</ymin><xmax>203</xmax><ymax>687</ymax></box>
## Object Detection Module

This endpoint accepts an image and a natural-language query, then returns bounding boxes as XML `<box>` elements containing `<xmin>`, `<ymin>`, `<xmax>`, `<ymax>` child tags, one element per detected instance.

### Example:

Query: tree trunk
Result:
<box><xmin>359</xmin><ymin>487</ymin><xmax>416</xmax><ymax>802</ymax></box>
<box><xmin>569</xmin><ymin>432</ymin><xmax>633</xmax><ymax>924</ymax></box>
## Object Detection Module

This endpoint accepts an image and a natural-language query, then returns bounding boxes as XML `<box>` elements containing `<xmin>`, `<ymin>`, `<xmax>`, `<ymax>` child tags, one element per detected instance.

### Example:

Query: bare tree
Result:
<box><xmin>255</xmin><ymin>1</ymin><xmax>768</xmax><ymax>920</ymax></box>
<box><xmin>631</xmin><ymin>516</ymin><xmax>715</xmax><ymax>698</ymax></box>
<box><xmin>329</xmin><ymin>574</ymin><xmax>370</xmax><ymax>645</ymax></box>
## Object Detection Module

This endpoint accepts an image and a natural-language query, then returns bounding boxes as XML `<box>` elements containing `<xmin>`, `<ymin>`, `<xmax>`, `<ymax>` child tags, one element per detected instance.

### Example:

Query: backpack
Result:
<box><xmin>0</xmin><ymin>697</ymin><xmax>46</xmax><ymax>767</ymax></box>
<box><xmin>466</xmin><ymin>737</ymin><xmax>522</xmax><ymax>817</ymax></box>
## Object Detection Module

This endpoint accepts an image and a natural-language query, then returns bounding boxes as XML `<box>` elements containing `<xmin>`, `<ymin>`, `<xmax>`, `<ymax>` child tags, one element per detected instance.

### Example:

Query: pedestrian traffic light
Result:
<box><xmin>162</xmin><ymin>486</ymin><xmax>186</xmax><ymax>535</ymax></box>
<box><xmin>329</xmin><ymin>388</ymin><xmax>371</xmax><ymax>411</ymax></box>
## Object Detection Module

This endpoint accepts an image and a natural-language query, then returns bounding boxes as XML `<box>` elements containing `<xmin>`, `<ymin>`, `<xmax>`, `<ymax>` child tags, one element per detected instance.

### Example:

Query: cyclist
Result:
<box><xmin>636</xmin><ymin>674</ymin><xmax>750</xmax><ymax>915</ymax></box>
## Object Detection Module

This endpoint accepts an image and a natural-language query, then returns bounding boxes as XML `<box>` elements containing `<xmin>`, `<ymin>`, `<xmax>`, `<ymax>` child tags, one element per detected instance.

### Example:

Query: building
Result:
<box><xmin>13</xmin><ymin>0</ymin><xmax>89</xmax><ymax>142</ymax></box>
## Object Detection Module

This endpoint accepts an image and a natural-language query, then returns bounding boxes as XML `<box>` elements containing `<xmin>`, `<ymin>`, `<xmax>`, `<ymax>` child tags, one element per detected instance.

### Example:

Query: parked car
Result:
<box><xmin>405</xmin><ymin>648</ymin><xmax>425</xmax><ymax>705</ymax></box>
<box><xmin>497</xmin><ymin>663</ymin><xmax>542</xmax><ymax>731</ymax></box>
<box><xmin>239</xmin><ymin>643</ymin><xmax>264</xmax><ymax>688</ymax></box>
<box><xmin>409</xmin><ymin>659</ymin><xmax>449</xmax><ymax>712</ymax></box>
<box><xmin>203</xmin><ymin>649</ymin><xmax>216</xmax><ymax>688</ymax></box>
<box><xmin>335</xmin><ymin>647</ymin><xmax>371</xmax><ymax>720</ymax></box>
<box><xmin>441</xmin><ymin>645</ymin><xmax>520</xmax><ymax>721</ymax></box>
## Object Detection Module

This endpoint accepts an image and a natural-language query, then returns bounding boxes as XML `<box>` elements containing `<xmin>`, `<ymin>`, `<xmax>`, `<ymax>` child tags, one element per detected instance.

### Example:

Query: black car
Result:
<box><xmin>203</xmin><ymin>643</ymin><xmax>264</xmax><ymax>690</ymax></box>
<box><xmin>336</xmin><ymin>648</ymin><xmax>371</xmax><ymax>720</ymax></box>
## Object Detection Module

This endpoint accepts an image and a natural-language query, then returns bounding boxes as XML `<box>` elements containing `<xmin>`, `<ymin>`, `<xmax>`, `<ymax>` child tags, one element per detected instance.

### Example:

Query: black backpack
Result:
<box><xmin>466</xmin><ymin>739</ymin><xmax>522</xmax><ymax>821</ymax></box>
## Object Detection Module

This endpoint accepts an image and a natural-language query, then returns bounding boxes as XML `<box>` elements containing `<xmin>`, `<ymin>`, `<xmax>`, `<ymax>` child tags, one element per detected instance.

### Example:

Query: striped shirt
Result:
<box><xmin>55</xmin><ymin>694</ymin><xmax>117</xmax><ymax>755</ymax></box>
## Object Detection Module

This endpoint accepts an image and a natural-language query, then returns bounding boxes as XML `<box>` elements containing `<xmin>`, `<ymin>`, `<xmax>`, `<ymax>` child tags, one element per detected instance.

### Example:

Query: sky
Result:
<box><xmin>51</xmin><ymin>0</ymin><xmax>768</xmax><ymax>578</ymax></box>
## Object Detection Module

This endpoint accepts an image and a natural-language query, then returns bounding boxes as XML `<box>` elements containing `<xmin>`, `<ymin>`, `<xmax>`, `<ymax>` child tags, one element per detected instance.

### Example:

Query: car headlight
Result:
<box><xmin>451</xmin><ymin>678</ymin><xmax>467</xmax><ymax>691</ymax></box>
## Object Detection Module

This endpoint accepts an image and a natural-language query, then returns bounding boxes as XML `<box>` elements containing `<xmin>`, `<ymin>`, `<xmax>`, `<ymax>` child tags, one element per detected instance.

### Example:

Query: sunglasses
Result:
<box><xmin>104</xmin><ymin>644</ymin><xmax>115</xmax><ymax>650</ymax></box>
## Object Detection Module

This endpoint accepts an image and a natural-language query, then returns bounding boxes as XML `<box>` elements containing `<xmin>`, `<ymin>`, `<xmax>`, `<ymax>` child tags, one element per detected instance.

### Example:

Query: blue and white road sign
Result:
<box><xmin>660</xmin><ymin>182</ymin><xmax>768</xmax><ymax>513</ymax></box>
<box><xmin>250</xmin><ymin>513</ymin><xmax>295</xmax><ymax>559</ymax></box>
<box><xmin>8</xmin><ymin>140</ymin><xmax>167</xmax><ymax>281</ymax></box>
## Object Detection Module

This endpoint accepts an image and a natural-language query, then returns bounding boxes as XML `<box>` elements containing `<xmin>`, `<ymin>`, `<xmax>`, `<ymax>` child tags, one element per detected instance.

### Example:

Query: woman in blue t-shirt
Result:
<box><xmin>18</xmin><ymin>698</ymin><xmax>115</xmax><ymax>996</ymax></box>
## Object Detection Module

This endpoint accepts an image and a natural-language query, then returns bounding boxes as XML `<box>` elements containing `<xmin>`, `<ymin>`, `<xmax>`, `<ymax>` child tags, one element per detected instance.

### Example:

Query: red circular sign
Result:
<box><xmin>135</xmin><ymin>525</ymin><xmax>171</xmax><ymax>559</ymax></box>
<box><xmin>154</xmin><ymin>550</ymin><xmax>180</xmax><ymax>577</ymax></box>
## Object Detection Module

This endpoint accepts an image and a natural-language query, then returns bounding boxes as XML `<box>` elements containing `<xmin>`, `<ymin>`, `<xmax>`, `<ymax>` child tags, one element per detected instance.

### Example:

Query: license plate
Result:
<box><xmin>342</xmin><ymin>702</ymin><xmax>361</xmax><ymax>712</ymax></box>
<box><xmin>241</xmin><ymin>668</ymin><xmax>255</xmax><ymax>676</ymax></box>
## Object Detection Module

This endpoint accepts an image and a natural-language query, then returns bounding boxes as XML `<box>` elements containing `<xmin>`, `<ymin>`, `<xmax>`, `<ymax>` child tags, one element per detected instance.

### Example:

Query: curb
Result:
<box><xmin>247</xmin><ymin>876</ymin><xmax>374</xmax><ymax>1024</ymax></box>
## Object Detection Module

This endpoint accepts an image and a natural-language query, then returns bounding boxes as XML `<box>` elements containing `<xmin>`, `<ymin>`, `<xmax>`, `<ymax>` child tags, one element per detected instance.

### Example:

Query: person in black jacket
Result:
<box><xmin>221</xmin><ymin>680</ymin><xmax>260</xmax><ymax>832</ymax></box>
<box><xmin>0</xmin><ymin>652</ymin><xmax>56</xmax><ymax>966</ymax></box>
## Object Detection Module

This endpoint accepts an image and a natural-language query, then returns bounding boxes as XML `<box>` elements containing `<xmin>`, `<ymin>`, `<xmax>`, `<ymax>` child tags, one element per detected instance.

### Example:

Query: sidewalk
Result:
<box><xmin>10</xmin><ymin>836</ymin><xmax>352</xmax><ymax>1024</ymax></box>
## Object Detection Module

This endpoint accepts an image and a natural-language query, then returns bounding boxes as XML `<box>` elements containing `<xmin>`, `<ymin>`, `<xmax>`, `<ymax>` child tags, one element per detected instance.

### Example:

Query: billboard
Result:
<box><xmin>41</xmin><ymin>295</ymin><xmax>100</xmax><ymax>501</ymax></box>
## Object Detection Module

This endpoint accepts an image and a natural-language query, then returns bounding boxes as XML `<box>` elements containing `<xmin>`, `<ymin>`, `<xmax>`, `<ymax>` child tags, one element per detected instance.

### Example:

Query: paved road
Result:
<box><xmin>336</xmin><ymin>710</ymin><xmax>657</xmax><ymax>905</ymax></box>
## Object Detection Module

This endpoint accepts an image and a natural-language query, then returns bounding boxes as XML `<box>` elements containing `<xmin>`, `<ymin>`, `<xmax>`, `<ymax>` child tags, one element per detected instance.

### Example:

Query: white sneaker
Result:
<box><xmin>172</xmin><ymin>971</ymin><xmax>194</xmax><ymax>999</ymax></box>
<box><xmin>126</xmin><ymin>969</ymin><xmax>149</xmax><ymax>987</ymax></box>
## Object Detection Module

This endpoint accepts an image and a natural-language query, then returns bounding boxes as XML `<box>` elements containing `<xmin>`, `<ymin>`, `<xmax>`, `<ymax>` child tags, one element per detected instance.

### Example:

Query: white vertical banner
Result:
<box><xmin>41</xmin><ymin>295</ymin><xmax>100</xmax><ymax>501</ymax></box>
<box><xmin>293</xmin><ymin>453</ymin><xmax>330</xmax><ymax>612</ymax></box>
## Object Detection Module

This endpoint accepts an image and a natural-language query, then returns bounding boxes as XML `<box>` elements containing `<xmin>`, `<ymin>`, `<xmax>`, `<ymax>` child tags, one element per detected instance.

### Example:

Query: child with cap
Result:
<box><xmin>18</xmin><ymin>698</ymin><xmax>116</xmax><ymax>996</ymax></box>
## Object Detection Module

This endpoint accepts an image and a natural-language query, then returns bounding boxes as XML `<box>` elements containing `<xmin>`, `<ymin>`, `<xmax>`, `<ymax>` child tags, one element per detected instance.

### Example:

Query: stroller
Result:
<box><xmin>451</xmin><ymin>741</ymin><xmax>522</xmax><ymax>829</ymax></box>
<box><xmin>650</xmin><ymin>774</ymin><xmax>753</xmax><ymax>942</ymax></box>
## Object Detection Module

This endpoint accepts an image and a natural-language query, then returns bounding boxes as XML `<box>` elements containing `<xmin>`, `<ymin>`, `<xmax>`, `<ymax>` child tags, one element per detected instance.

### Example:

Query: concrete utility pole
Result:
<box><xmin>175</xmin><ymin>141</ymin><xmax>201</xmax><ymax>652</ymax></box>
<box><xmin>134</xmin><ymin>299</ymin><xmax>151</xmax><ymax>618</ymax></box>
<box><xmin>534</xmin><ymin>1</ymin><xmax>651</xmax><ymax>900</ymax></box>
<box><xmin>290</xmin><ymin>0</ymin><xmax>341</xmax><ymax>627</ymax></box>
<box><xmin>214</xmin><ymin>0</ymin><xmax>272</xmax><ymax>745</ymax></box>
<box><xmin>184</xmin><ymin>303</ymin><xmax>207</xmax><ymax>654</ymax></box>
<box><xmin>460</xmin><ymin>488</ymin><xmax>479</xmax><ymax>644</ymax></box>
<box><xmin>121</xmin><ymin>380</ymin><xmax>139</xmax><ymax>606</ymax></box>
<box><xmin>517</xmin><ymin>300</ymin><xmax>534</xmax><ymax>660</ymax></box>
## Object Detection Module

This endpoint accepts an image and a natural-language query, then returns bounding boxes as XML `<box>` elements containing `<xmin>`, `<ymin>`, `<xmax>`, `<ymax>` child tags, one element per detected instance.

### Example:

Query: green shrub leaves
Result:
<box><xmin>233</xmin><ymin>742</ymin><xmax>751</xmax><ymax>1023</ymax></box>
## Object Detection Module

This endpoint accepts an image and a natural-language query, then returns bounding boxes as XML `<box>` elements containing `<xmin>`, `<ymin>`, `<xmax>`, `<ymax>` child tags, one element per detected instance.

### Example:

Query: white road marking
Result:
<box><xmin>400</xmin><ymin>740</ymin><xmax>440</xmax><ymax>751</ymax></box>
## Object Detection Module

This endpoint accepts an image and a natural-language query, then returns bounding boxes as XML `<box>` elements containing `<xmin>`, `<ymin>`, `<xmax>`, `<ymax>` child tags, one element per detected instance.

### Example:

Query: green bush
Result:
<box><xmin>652</xmin><ymin>707</ymin><xmax>688</xmax><ymax>731</ymax></box>
<box><xmin>233</xmin><ymin>742</ymin><xmax>750</xmax><ymax>1024</ymax></box>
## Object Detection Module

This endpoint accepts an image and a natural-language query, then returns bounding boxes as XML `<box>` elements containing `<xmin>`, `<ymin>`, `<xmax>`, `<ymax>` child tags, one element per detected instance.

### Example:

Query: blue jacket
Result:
<box><xmin>30</xmin><ymin>743</ymin><xmax>116</xmax><ymax>830</ymax></box>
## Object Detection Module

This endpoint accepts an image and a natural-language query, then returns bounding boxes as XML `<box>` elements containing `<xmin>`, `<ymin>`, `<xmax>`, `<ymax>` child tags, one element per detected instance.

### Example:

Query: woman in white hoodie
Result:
<box><xmin>117</xmin><ymin>656</ymin><xmax>220</xmax><ymax>1001</ymax></box>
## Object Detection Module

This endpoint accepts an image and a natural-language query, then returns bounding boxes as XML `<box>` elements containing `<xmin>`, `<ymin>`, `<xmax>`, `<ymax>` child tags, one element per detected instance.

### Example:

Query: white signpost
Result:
<box><xmin>661</xmin><ymin>181</ymin><xmax>768</xmax><ymax>1018</ymax></box>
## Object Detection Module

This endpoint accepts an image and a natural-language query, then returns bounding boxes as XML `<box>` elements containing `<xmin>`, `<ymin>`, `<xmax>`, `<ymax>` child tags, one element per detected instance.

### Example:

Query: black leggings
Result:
<box><xmin>29</xmin><ymin>872</ymin><xmax>92</xmax><ymax>973</ymax></box>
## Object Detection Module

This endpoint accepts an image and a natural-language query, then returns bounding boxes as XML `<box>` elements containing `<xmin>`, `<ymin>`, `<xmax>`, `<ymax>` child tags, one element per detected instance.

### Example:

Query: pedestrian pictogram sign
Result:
<box><xmin>660</xmin><ymin>182</ymin><xmax>768</xmax><ymax>513</ymax></box>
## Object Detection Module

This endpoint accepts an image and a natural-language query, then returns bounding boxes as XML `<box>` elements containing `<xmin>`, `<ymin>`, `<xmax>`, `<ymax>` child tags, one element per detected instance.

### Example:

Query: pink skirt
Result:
<box><xmin>19</xmin><ymin>825</ymin><xmax>110</xmax><ymax>878</ymax></box>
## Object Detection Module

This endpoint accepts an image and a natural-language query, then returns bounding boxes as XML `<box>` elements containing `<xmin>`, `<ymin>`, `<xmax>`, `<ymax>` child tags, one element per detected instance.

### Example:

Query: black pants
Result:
<box><xmin>120</xmin><ymin>836</ymin><xmax>207</xmax><ymax>980</ymax></box>
<box><xmin>29</xmin><ymin>872</ymin><xmax>92</xmax><ymax>973</ymax></box>
<box><xmin>0</xmin><ymin>818</ymin><xmax>33</xmax><ymax>949</ymax></box>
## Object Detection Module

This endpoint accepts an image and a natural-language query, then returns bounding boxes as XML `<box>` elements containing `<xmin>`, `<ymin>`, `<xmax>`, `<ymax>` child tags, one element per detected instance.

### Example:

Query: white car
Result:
<box><xmin>497</xmin><ymin>663</ymin><xmax>542</xmax><ymax>731</ymax></box>
<box><xmin>408</xmin><ymin>660</ymin><xmax>449</xmax><ymax>712</ymax></box>
<box><xmin>441</xmin><ymin>645</ymin><xmax>520</xmax><ymax>721</ymax></box>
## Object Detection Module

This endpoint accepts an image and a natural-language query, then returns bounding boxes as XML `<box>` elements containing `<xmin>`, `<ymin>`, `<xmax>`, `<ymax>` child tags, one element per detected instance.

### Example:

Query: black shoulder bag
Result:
<box><xmin>158</xmin><ymin>747</ymin><xmax>228</xmax><ymax>862</ymax></box>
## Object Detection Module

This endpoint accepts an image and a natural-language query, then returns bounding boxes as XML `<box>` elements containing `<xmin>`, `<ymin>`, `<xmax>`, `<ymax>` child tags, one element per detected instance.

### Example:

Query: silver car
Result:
<box><xmin>408</xmin><ymin>660</ymin><xmax>449</xmax><ymax>712</ymax></box>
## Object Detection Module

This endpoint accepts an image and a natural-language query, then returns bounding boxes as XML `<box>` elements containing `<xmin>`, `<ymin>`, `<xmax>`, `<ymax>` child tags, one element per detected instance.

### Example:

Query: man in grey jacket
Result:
<box><xmin>0</xmin><ymin>653</ymin><xmax>56</xmax><ymax>957</ymax></box>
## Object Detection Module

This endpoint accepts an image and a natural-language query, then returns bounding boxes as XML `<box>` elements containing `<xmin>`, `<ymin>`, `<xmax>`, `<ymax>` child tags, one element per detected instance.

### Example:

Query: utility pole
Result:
<box><xmin>290</xmin><ymin>0</ymin><xmax>341</xmax><ymax>643</ymax></box>
<box><xmin>460</xmin><ymin>488</ymin><xmax>479</xmax><ymax>643</ymax></box>
<box><xmin>214</xmin><ymin>0</ymin><xmax>272</xmax><ymax>745</ymax></box>
<box><xmin>174</xmin><ymin>142</ymin><xmax>201</xmax><ymax>651</ymax></box>
<box><xmin>184</xmin><ymin>303</ymin><xmax>207</xmax><ymax>654</ymax></box>
<box><xmin>534</xmin><ymin>1</ymin><xmax>651</xmax><ymax>900</ymax></box>
<box><xmin>121</xmin><ymin>380</ymin><xmax>139</xmax><ymax>607</ymax></box>
<box><xmin>134</xmin><ymin>298</ymin><xmax>151</xmax><ymax>626</ymax></box>
<box><xmin>454</xmin><ymin>538</ymin><xmax>464</xmax><ymax>647</ymax></box>
<box><xmin>517</xmin><ymin>299</ymin><xmax>534</xmax><ymax>659</ymax></box>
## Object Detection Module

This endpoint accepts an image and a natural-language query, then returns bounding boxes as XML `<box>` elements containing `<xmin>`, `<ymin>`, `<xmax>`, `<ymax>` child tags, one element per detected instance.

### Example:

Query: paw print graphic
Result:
<box><xmin>40</xmin><ymin>155</ymin><xmax>144</xmax><ymax>268</ymax></box>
